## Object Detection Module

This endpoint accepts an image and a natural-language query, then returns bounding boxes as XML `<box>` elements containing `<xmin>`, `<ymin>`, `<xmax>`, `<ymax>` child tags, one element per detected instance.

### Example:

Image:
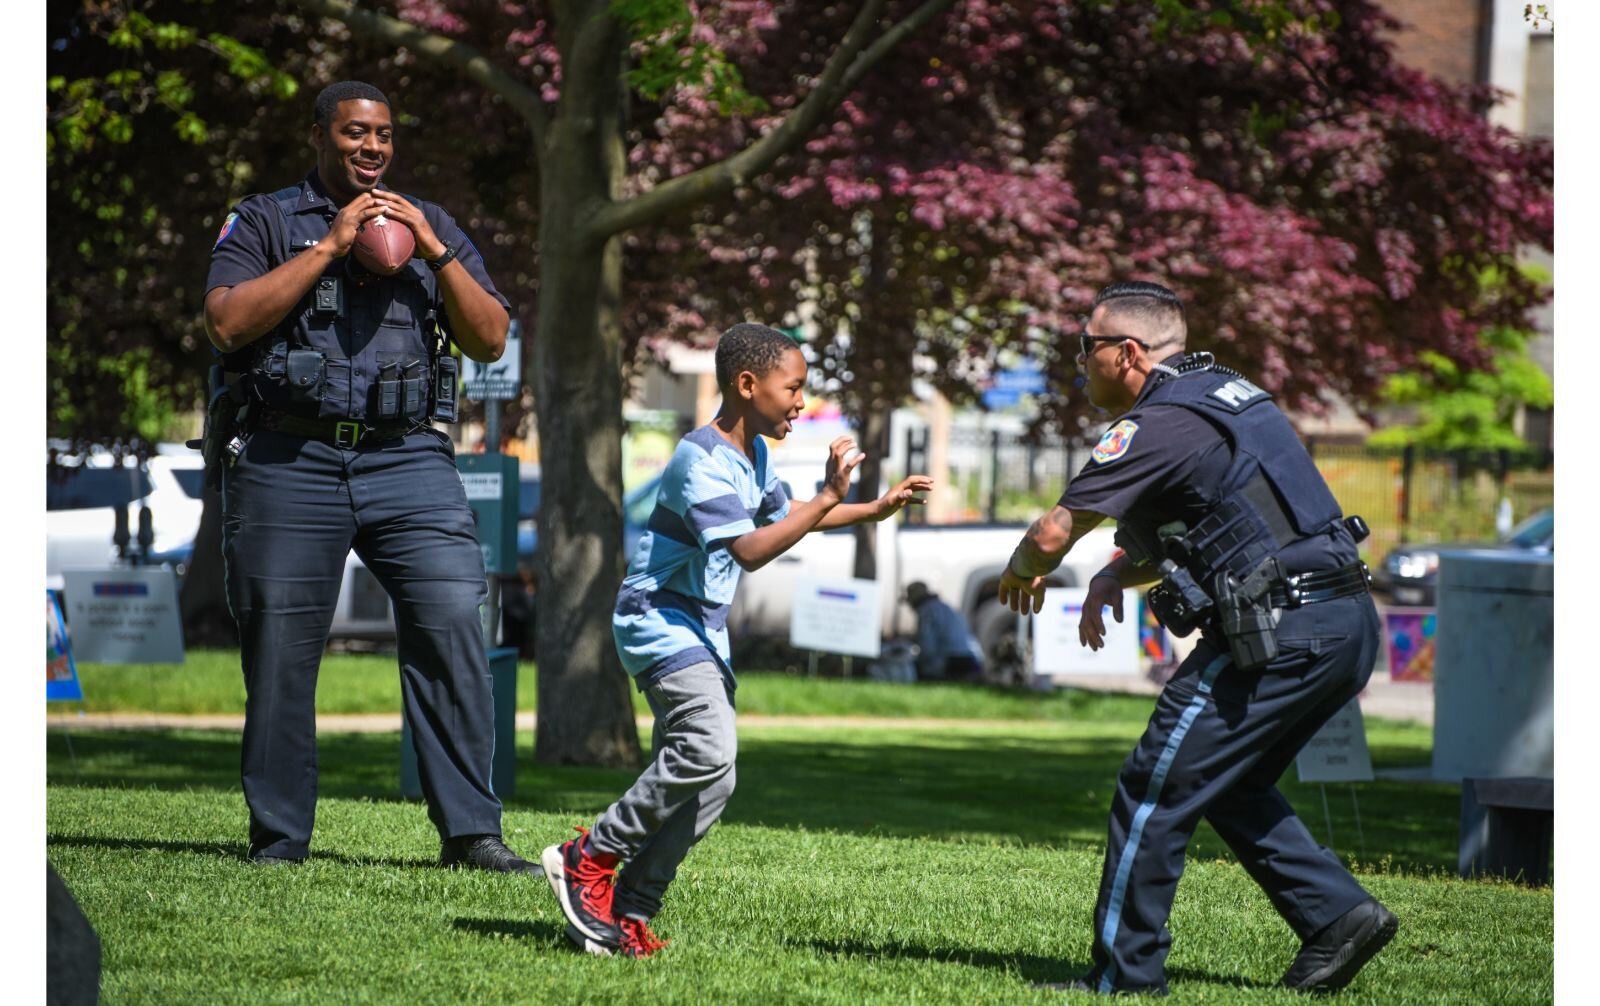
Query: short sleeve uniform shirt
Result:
<box><xmin>1060</xmin><ymin>396</ymin><xmax>1234</xmax><ymax>535</ymax></box>
<box><xmin>612</xmin><ymin>425</ymin><xmax>790</xmax><ymax>686</ymax></box>
<box><xmin>205</xmin><ymin>171</ymin><xmax>510</xmax><ymax>314</ymax></box>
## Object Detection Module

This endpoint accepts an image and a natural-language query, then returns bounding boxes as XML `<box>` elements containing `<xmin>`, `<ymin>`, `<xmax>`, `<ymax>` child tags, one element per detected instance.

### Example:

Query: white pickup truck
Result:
<box><xmin>729</xmin><ymin>473</ymin><xmax>1120</xmax><ymax>676</ymax></box>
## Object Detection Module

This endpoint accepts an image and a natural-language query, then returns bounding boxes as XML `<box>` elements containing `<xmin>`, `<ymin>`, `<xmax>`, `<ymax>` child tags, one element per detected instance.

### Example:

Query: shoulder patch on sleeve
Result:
<box><xmin>213</xmin><ymin>211</ymin><xmax>240</xmax><ymax>249</ymax></box>
<box><xmin>1091</xmin><ymin>419</ymin><xmax>1140</xmax><ymax>464</ymax></box>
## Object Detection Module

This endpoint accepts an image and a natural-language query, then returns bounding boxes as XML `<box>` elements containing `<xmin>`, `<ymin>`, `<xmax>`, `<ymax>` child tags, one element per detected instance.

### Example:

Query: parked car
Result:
<box><xmin>1370</xmin><ymin>507</ymin><xmax>1554</xmax><ymax>607</ymax></box>
<box><xmin>46</xmin><ymin>444</ymin><xmax>207</xmax><ymax>591</ymax></box>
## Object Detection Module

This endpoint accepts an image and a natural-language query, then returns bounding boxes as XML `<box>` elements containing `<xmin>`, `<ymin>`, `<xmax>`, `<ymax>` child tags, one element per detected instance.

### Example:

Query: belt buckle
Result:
<box><xmin>333</xmin><ymin>421</ymin><xmax>362</xmax><ymax>449</ymax></box>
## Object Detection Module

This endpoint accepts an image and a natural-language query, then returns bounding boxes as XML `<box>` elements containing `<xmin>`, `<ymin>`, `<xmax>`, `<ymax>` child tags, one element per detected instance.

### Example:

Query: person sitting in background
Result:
<box><xmin>500</xmin><ymin>565</ymin><xmax>538</xmax><ymax>660</ymax></box>
<box><xmin>905</xmin><ymin>581</ymin><xmax>985</xmax><ymax>682</ymax></box>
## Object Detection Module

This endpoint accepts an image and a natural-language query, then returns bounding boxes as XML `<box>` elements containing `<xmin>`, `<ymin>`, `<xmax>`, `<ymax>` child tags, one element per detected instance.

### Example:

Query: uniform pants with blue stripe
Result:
<box><xmin>223</xmin><ymin>428</ymin><xmax>503</xmax><ymax>860</ymax></box>
<box><xmin>1087</xmin><ymin>596</ymin><xmax>1381</xmax><ymax>994</ymax></box>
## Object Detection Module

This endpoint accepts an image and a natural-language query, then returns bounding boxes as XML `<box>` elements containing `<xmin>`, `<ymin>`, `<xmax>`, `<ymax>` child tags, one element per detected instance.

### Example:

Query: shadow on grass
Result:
<box><xmin>451</xmin><ymin>916</ymin><xmax>567</xmax><ymax>944</ymax></box>
<box><xmin>797</xmin><ymin>936</ymin><xmax>1259</xmax><ymax>990</ymax></box>
<box><xmin>47</xmin><ymin>726</ymin><xmax>1460</xmax><ymax>872</ymax></box>
<box><xmin>43</xmin><ymin>832</ymin><xmax>439</xmax><ymax>871</ymax></box>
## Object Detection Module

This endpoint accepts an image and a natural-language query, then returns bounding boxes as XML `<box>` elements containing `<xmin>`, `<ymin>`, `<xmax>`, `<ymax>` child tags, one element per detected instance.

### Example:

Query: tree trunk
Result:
<box><xmin>851</xmin><ymin>406</ymin><xmax>892</xmax><ymax>581</ymax></box>
<box><xmin>178</xmin><ymin>485</ymin><xmax>238</xmax><ymax>648</ymax></box>
<box><xmin>531</xmin><ymin>11</ymin><xmax>642</xmax><ymax>768</ymax></box>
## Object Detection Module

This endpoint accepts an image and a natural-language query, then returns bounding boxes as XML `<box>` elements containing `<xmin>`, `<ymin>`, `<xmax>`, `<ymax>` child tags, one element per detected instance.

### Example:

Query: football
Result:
<box><xmin>351</xmin><ymin>214</ymin><xmax>415</xmax><ymax>275</ymax></box>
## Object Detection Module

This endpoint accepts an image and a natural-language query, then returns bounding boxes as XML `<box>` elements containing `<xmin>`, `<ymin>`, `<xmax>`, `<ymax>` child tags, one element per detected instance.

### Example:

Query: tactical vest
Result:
<box><xmin>1116</xmin><ymin>361</ymin><xmax>1345</xmax><ymax>588</ymax></box>
<box><xmin>227</xmin><ymin>183</ymin><xmax>445</xmax><ymax>423</ymax></box>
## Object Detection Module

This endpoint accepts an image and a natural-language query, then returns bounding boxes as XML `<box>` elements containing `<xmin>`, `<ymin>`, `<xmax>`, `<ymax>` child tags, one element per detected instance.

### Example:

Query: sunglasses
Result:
<box><xmin>1078</xmin><ymin>332</ymin><xmax>1149</xmax><ymax>358</ymax></box>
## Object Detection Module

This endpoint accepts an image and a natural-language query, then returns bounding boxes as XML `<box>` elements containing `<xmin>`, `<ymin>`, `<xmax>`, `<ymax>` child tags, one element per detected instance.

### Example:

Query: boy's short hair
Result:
<box><xmin>714</xmin><ymin>323</ymin><xmax>799</xmax><ymax>392</ymax></box>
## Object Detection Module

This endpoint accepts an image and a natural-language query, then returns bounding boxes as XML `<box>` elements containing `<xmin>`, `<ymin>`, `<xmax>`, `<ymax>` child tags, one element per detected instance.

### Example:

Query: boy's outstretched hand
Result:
<box><xmin>821</xmin><ymin>436</ymin><xmax>866</xmax><ymax>502</ymax></box>
<box><xmin>874</xmin><ymin>475</ymin><xmax>934</xmax><ymax>521</ymax></box>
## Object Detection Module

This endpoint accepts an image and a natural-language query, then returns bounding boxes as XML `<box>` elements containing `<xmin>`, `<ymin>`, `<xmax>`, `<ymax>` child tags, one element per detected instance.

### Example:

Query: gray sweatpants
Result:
<box><xmin>589</xmin><ymin>662</ymin><xmax>737</xmax><ymax>921</ymax></box>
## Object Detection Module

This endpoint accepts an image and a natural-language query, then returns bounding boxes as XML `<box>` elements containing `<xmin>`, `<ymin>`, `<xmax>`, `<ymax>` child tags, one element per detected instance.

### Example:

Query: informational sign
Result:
<box><xmin>981</xmin><ymin>387</ymin><xmax>1023</xmax><ymax>410</ymax></box>
<box><xmin>46</xmin><ymin>589</ymin><xmax>84</xmax><ymax>702</ymax></box>
<box><xmin>1031</xmin><ymin>587</ymin><xmax>1141</xmax><ymax>676</ymax></box>
<box><xmin>790</xmin><ymin>576</ymin><xmax>883</xmax><ymax>658</ymax></box>
<box><xmin>460</xmin><ymin>472</ymin><xmax>504</xmax><ymax>501</ymax></box>
<box><xmin>1384</xmin><ymin>608</ymin><xmax>1437</xmax><ymax>683</ymax></box>
<box><xmin>983</xmin><ymin>360</ymin><xmax>1048</xmax><ymax>410</ymax></box>
<box><xmin>1295</xmin><ymin>698</ymin><xmax>1374</xmax><ymax>783</ymax></box>
<box><xmin>462</xmin><ymin>338</ymin><xmax>521</xmax><ymax>401</ymax></box>
<box><xmin>992</xmin><ymin>361</ymin><xmax>1047</xmax><ymax>394</ymax></box>
<box><xmin>61</xmin><ymin>568</ymin><xmax>185</xmax><ymax>664</ymax></box>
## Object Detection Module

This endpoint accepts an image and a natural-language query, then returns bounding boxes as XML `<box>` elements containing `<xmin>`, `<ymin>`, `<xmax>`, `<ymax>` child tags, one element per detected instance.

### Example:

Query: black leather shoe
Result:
<box><xmin>249</xmin><ymin>854</ymin><xmax>304</xmax><ymax>866</ymax></box>
<box><xmin>440</xmin><ymin>834</ymin><xmax>544</xmax><ymax>875</ymax></box>
<box><xmin>1279</xmin><ymin>898</ymin><xmax>1399</xmax><ymax>993</ymax></box>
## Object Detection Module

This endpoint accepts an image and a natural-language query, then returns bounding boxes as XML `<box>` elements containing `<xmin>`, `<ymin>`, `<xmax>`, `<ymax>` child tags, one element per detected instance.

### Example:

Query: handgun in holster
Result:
<box><xmin>187</xmin><ymin>365</ymin><xmax>251</xmax><ymax>491</ymax></box>
<box><xmin>1213</xmin><ymin>557</ymin><xmax>1284</xmax><ymax>672</ymax></box>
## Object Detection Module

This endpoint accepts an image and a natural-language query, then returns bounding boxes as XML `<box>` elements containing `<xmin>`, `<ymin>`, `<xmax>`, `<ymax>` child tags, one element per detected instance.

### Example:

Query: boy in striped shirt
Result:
<box><xmin>542</xmin><ymin>323</ymin><xmax>932</xmax><ymax>957</ymax></box>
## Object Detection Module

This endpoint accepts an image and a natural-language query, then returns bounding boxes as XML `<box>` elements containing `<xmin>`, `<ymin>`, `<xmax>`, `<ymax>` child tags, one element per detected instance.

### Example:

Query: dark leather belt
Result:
<box><xmin>255</xmin><ymin>412</ymin><xmax>419</xmax><ymax>448</ymax></box>
<box><xmin>1269</xmin><ymin>561</ymin><xmax>1372</xmax><ymax>609</ymax></box>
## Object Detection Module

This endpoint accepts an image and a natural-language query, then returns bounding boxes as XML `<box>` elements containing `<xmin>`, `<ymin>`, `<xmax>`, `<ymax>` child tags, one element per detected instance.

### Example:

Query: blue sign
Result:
<box><xmin>46</xmin><ymin>589</ymin><xmax>84</xmax><ymax>703</ymax></box>
<box><xmin>982</xmin><ymin>387</ymin><xmax>1023</xmax><ymax>410</ymax></box>
<box><xmin>993</xmin><ymin>363</ymin><xmax>1048</xmax><ymax>395</ymax></box>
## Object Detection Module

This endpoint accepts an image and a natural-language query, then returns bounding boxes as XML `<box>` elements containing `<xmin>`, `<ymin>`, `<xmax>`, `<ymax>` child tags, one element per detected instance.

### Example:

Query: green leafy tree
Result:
<box><xmin>1368</xmin><ymin>266</ymin><xmax>1553</xmax><ymax>451</ymax></box>
<box><xmin>47</xmin><ymin>5</ymin><xmax>300</xmax><ymax>451</ymax></box>
<box><xmin>1366</xmin><ymin>327</ymin><xmax>1553</xmax><ymax>451</ymax></box>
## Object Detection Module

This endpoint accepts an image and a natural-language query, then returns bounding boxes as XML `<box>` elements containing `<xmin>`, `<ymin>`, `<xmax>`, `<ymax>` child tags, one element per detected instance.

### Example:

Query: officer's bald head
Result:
<box><xmin>1092</xmin><ymin>281</ymin><xmax>1186</xmax><ymax>354</ymax></box>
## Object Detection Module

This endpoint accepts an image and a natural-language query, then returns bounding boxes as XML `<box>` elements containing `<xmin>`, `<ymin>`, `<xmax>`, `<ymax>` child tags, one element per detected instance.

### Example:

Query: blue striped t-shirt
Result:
<box><xmin>612</xmin><ymin>425</ymin><xmax>791</xmax><ymax>686</ymax></box>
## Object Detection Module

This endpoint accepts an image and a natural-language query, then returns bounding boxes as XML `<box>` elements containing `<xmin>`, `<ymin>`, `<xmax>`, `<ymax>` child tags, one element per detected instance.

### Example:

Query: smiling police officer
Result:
<box><xmin>999</xmin><ymin>282</ymin><xmax>1396</xmax><ymax>995</ymax></box>
<box><xmin>203</xmin><ymin>81</ymin><xmax>537</xmax><ymax>873</ymax></box>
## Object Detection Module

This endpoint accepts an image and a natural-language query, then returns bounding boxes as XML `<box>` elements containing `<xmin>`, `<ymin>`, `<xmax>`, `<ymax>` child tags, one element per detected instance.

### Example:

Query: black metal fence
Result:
<box><xmin>902</xmin><ymin>425</ymin><xmax>1555</xmax><ymax>560</ymax></box>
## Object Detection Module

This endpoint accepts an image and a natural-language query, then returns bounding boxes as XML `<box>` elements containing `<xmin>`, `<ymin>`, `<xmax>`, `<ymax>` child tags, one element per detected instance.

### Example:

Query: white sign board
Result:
<box><xmin>1295</xmin><ymin>698</ymin><xmax>1374</xmax><ymax>783</ymax></box>
<box><xmin>462</xmin><ymin>338</ymin><xmax>521</xmax><ymax>401</ymax></box>
<box><xmin>790</xmin><ymin>576</ymin><xmax>882</xmax><ymax>658</ymax></box>
<box><xmin>1031</xmin><ymin>587</ymin><xmax>1141</xmax><ymax>676</ymax></box>
<box><xmin>61</xmin><ymin>568</ymin><xmax>185</xmax><ymax>664</ymax></box>
<box><xmin>460</xmin><ymin>472</ymin><xmax>504</xmax><ymax>501</ymax></box>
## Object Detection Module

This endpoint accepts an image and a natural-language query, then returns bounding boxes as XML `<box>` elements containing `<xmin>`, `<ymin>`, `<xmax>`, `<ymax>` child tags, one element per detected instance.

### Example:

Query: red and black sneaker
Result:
<box><xmin>542</xmin><ymin>826</ymin><xmax>622</xmax><ymax>952</ymax></box>
<box><xmin>617</xmin><ymin>916</ymin><xmax>669</xmax><ymax>959</ymax></box>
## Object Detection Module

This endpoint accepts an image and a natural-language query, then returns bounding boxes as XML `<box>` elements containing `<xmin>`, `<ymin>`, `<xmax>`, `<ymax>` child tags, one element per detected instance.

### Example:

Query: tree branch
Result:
<box><xmin>584</xmin><ymin>0</ymin><xmax>957</xmax><ymax>241</ymax></box>
<box><xmin>290</xmin><ymin>0</ymin><xmax>550</xmax><ymax>147</ymax></box>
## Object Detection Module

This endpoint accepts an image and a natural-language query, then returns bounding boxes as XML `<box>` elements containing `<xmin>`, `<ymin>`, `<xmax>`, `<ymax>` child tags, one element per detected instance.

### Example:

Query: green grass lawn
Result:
<box><xmin>46</xmin><ymin>680</ymin><xmax>1551</xmax><ymax>1004</ymax></box>
<box><xmin>67</xmin><ymin>648</ymin><xmax>1199</xmax><ymax>721</ymax></box>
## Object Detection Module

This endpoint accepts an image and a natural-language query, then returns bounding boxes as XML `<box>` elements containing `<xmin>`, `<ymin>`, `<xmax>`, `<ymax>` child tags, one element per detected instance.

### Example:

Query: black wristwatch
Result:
<box><xmin>425</xmin><ymin>244</ymin><xmax>459</xmax><ymax>272</ymax></box>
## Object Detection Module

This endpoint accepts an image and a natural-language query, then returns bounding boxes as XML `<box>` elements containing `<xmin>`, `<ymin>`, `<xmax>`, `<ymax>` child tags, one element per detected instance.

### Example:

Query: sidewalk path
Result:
<box><xmin>43</xmin><ymin>675</ymin><xmax>1432</xmax><ymax>734</ymax></box>
<box><xmin>1049</xmin><ymin>672</ymin><xmax>1433</xmax><ymax>726</ymax></box>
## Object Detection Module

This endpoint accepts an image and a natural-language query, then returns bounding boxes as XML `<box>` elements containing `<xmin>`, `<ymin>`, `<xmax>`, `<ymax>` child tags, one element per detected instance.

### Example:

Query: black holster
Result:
<box><xmin>1213</xmin><ymin>558</ymin><xmax>1283</xmax><ymax>672</ymax></box>
<box><xmin>1147</xmin><ymin>560</ymin><xmax>1214</xmax><ymax>638</ymax></box>
<box><xmin>188</xmin><ymin>366</ymin><xmax>251</xmax><ymax>490</ymax></box>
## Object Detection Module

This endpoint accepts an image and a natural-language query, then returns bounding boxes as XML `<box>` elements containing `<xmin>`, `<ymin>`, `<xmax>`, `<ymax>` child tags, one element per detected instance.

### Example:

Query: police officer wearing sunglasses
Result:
<box><xmin>999</xmin><ymin>281</ymin><xmax>1395</xmax><ymax>995</ymax></box>
<box><xmin>201</xmin><ymin>81</ymin><xmax>537</xmax><ymax>874</ymax></box>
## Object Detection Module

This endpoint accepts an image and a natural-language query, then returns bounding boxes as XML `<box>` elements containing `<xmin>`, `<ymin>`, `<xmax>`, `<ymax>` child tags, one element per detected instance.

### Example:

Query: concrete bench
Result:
<box><xmin>1458</xmin><ymin>777</ymin><xmax>1553</xmax><ymax>886</ymax></box>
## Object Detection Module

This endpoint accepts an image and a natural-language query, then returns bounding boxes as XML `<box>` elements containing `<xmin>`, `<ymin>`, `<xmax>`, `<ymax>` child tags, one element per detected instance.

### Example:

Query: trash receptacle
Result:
<box><xmin>401</xmin><ymin>646</ymin><xmax>519</xmax><ymax>799</ymax></box>
<box><xmin>1431</xmin><ymin>549</ymin><xmax>1553</xmax><ymax>782</ymax></box>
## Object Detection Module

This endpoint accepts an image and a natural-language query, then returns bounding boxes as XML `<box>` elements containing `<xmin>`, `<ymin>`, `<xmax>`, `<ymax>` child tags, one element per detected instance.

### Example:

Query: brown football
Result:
<box><xmin>351</xmin><ymin>214</ymin><xmax>415</xmax><ymax>275</ymax></box>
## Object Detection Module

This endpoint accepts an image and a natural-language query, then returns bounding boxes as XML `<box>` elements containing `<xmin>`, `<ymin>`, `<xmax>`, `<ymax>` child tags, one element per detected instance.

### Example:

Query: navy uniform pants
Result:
<box><xmin>222</xmin><ymin>428</ymin><xmax>502</xmax><ymax>860</ymax></box>
<box><xmin>1086</xmin><ymin>595</ymin><xmax>1381</xmax><ymax>994</ymax></box>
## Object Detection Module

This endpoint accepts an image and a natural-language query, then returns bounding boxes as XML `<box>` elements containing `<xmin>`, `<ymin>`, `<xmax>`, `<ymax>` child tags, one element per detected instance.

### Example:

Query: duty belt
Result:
<box><xmin>255</xmin><ymin>412</ymin><xmax>420</xmax><ymax>448</ymax></box>
<box><xmin>1268</xmin><ymin>561</ymin><xmax>1372</xmax><ymax>609</ymax></box>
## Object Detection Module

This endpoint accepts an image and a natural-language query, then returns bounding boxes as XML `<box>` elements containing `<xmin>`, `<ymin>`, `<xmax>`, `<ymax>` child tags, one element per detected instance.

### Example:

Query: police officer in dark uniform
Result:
<box><xmin>203</xmin><ymin>81</ymin><xmax>537</xmax><ymax>873</ymax></box>
<box><xmin>1000</xmin><ymin>282</ymin><xmax>1396</xmax><ymax>995</ymax></box>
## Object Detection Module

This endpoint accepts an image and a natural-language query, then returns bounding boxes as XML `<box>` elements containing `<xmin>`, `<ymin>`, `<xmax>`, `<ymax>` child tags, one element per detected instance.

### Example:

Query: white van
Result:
<box><xmin>46</xmin><ymin>444</ymin><xmax>207</xmax><ymax>591</ymax></box>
